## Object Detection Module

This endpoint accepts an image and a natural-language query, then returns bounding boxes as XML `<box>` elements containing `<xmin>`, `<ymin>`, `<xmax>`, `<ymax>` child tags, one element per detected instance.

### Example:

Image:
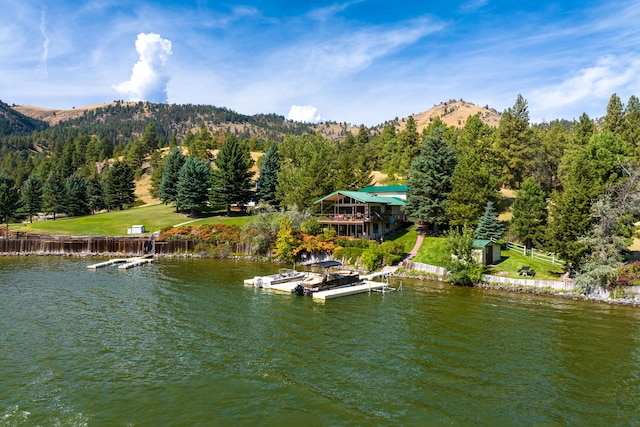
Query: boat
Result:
<box><xmin>244</xmin><ymin>268</ymin><xmax>308</xmax><ymax>289</ymax></box>
<box><xmin>294</xmin><ymin>261</ymin><xmax>361</xmax><ymax>296</ymax></box>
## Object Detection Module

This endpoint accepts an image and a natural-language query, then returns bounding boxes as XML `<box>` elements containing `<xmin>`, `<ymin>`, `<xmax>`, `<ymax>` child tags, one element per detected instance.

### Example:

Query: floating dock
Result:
<box><xmin>312</xmin><ymin>280</ymin><xmax>390</xmax><ymax>301</ymax></box>
<box><xmin>87</xmin><ymin>258</ymin><xmax>128</xmax><ymax>269</ymax></box>
<box><xmin>118</xmin><ymin>257</ymin><xmax>154</xmax><ymax>269</ymax></box>
<box><xmin>87</xmin><ymin>255</ymin><xmax>154</xmax><ymax>270</ymax></box>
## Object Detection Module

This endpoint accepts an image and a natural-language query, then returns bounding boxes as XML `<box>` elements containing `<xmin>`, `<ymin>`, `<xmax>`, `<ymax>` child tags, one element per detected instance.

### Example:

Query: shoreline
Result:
<box><xmin>3</xmin><ymin>250</ymin><xmax>639</xmax><ymax>308</ymax></box>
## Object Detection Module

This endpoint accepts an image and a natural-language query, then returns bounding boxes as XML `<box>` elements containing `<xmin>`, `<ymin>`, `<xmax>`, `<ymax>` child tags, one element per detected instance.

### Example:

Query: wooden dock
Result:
<box><xmin>312</xmin><ymin>280</ymin><xmax>389</xmax><ymax>301</ymax></box>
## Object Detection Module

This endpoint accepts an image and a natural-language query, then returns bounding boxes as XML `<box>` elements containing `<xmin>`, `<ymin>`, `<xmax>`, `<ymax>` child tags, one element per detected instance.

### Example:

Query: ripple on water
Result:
<box><xmin>1</xmin><ymin>257</ymin><xmax>640</xmax><ymax>425</ymax></box>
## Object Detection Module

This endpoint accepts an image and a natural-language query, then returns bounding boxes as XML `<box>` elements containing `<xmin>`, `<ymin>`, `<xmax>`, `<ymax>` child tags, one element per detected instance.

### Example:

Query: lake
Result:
<box><xmin>1</xmin><ymin>257</ymin><xmax>639</xmax><ymax>425</ymax></box>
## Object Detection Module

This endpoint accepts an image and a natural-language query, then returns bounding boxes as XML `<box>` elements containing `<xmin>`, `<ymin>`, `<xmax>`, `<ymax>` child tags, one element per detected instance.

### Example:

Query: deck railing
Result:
<box><xmin>317</xmin><ymin>213</ymin><xmax>407</xmax><ymax>222</ymax></box>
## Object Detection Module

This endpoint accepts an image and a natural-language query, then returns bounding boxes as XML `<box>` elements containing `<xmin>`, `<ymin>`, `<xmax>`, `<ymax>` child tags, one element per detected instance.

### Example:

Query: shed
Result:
<box><xmin>472</xmin><ymin>239</ymin><xmax>502</xmax><ymax>266</ymax></box>
<box><xmin>127</xmin><ymin>225</ymin><xmax>146</xmax><ymax>234</ymax></box>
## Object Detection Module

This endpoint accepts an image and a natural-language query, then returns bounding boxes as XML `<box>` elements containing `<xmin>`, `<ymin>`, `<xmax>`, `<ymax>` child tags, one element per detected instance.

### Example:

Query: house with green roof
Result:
<box><xmin>314</xmin><ymin>186</ymin><xmax>408</xmax><ymax>239</ymax></box>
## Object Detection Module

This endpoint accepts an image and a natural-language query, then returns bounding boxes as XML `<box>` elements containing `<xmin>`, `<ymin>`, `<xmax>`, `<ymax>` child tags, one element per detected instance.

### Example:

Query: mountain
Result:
<box><xmin>0</xmin><ymin>100</ymin><xmax>48</xmax><ymax>136</ymax></box>
<box><xmin>11</xmin><ymin>99</ymin><xmax>501</xmax><ymax>143</ymax></box>
<box><xmin>12</xmin><ymin>101</ymin><xmax>358</xmax><ymax>143</ymax></box>
<box><xmin>390</xmin><ymin>99</ymin><xmax>501</xmax><ymax>133</ymax></box>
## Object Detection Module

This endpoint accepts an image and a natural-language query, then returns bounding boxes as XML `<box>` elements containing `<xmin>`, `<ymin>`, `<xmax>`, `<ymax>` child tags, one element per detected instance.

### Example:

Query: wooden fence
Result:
<box><xmin>506</xmin><ymin>241</ymin><xmax>563</xmax><ymax>265</ymax></box>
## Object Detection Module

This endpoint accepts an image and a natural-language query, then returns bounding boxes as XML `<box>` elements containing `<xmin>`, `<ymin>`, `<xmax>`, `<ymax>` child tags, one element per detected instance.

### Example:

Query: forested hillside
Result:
<box><xmin>3</xmin><ymin>93</ymin><xmax>640</xmax><ymax>292</ymax></box>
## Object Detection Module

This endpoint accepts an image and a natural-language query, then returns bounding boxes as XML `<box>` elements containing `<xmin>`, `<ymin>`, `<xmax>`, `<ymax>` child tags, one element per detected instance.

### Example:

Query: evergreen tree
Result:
<box><xmin>87</xmin><ymin>175</ymin><xmax>106</xmax><ymax>214</ymax></box>
<box><xmin>141</xmin><ymin>123</ymin><xmax>160</xmax><ymax>152</ymax></box>
<box><xmin>549</xmin><ymin>151</ymin><xmax>601</xmax><ymax>269</ymax></box>
<box><xmin>533</xmin><ymin>120</ymin><xmax>570</xmax><ymax>193</ymax></box>
<box><xmin>21</xmin><ymin>174</ymin><xmax>43</xmax><ymax>223</ymax></box>
<box><xmin>210</xmin><ymin>135</ymin><xmax>255</xmax><ymax>214</ymax></box>
<box><xmin>403</xmin><ymin>128</ymin><xmax>457</xmax><ymax>233</ymax></box>
<box><xmin>572</xmin><ymin>113</ymin><xmax>595</xmax><ymax>146</ymax></box>
<box><xmin>44</xmin><ymin>170</ymin><xmax>66</xmax><ymax>220</ymax></box>
<box><xmin>446</xmin><ymin>150</ymin><xmax>501</xmax><ymax>228</ymax></box>
<box><xmin>510</xmin><ymin>177</ymin><xmax>548</xmax><ymax>249</ymax></box>
<box><xmin>0</xmin><ymin>171</ymin><xmax>22</xmax><ymax>234</ymax></box>
<box><xmin>474</xmin><ymin>200</ymin><xmax>504</xmax><ymax>240</ymax></box>
<box><xmin>276</xmin><ymin>134</ymin><xmax>338</xmax><ymax>210</ymax></box>
<box><xmin>159</xmin><ymin>147</ymin><xmax>185</xmax><ymax>209</ymax></box>
<box><xmin>177</xmin><ymin>157</ymin><xmax>211</xmax><ymax>216</ymax></box>
<box><xmin>104</xmin><ymin>161</ymin><xmax>136</xmax><ymax>210</ymax></box>
<box><xmin>602</xmin><ymin>93</ymin><xmax>625</xmax><ymax>135</ymax></box>
<box><xmin>496</xmin><ymin>94</ymin><xmax>534</xmax><ymax>188</ymax></box>
<box><xmin>396</xmin><ymin>115</ymin><xmax>421</xmax><ymax>175</ymax></box>
<box><xmin>64</xmin><ymin>174</ymin><xmax>90</xmax><ymax>217</ymax></box>
<box><xmin>255</xmin><ymin>146</ymin><xmax>280</xmax><ymax>206</ymax></box>
<box><xmin>148</xmin><ymin>149</ymin><xmax>164</xmax><ymax>199</ymax></box>
<box><xmin>623</xmin><ymin>95</ymin><xmax>640</xmax><ymax>159</ymax></box>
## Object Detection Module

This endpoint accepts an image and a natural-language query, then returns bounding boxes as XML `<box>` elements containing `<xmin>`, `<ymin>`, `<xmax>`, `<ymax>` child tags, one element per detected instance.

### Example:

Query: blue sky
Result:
<box><xmin>2</xmin><ymin>0</ymin><xmax>640</xmax><ymax>125</ymax></box>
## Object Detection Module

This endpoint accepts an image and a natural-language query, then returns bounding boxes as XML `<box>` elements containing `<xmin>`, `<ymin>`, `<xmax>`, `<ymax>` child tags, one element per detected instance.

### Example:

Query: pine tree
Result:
<box><xmin>446</xmin><ymin>150</ymin><xmax>501</xmax><ymax>228</ymax></box>
<box><xmin>474</xmin><ymin>200</ymin><xmax>504</xmax><ymax>240</ymax></box>
<box><xmin>496</xmin><ymin>94</ymin><xmax>534</xmax><ymax>188</ymax></box>
<box><xmin>104</xmin><ymin>161</ymin><xmax>136</xmax><ymax>210</ymax></box>
<box><xmin>549</xmin><ymin>151</ymin><xmax>601</xmax><ymax>269</ymax></box>
<box><xmin>64</xmin><ymin>174</ymin><xmax>90</xmax><ymax>217</ymax></box>
<box><xmin>511</xmin><ymin>178</ymin><xmax>548</xmax><ymax>248</ymax></box>
<box><xmin>21</xmin><ymin>174</ymin><xmax>43</xmax><ymax>223</ymax></box>
<box><xmin>44</xmin><ymin>170</ymin><xmax>66</xmax><ymax>220</ymax></box>
<box><xmin>0</xmin><ymin>171</ymin><xmax>22</xmax><ymax>234</ymax></box>
<box><xmin>602</xmin><ymin>93</ymin><xmax>625</xmax><ymax>135</ymax></box>
<box><xmin>255</xmin><ymin>146</ymin><xmax>280</xmax><ymax>206</ymax></box>
<box><xmin>177</xmin><ymin>157</ymin><xmax>211</xmax><ymax>216</ymax></box>
<box><xmin>572</xmin><ymin>113</ymin><xmax>595</xmax><ymax>146</ymax></box>
<box><xmin>159</xmin><ymin>147</ymin><xmax>185</xmax><ymax>210</ymax></box>
<box><xmin>210</xmin><ymin>135</ymin><xmax>255</xmax><ymax>214</ymax></box>
<box><xmin>141</xmin><ymin>123</ymin><xmax>160</xmax><ymax>153</ymax></box>
<box><xmin>87</xmin><ymin>175</ymin><xmax>105</xmax><ymax>214</ymax></box>
<box><xmin>403</xmin><ymin>128</ymin><xmax>457</xmax><ymax>233</ymax></box>
<box><xmin>276</xmin><ymin>134</ymin><xmax>338</xmax><ymax>210</ymax></box>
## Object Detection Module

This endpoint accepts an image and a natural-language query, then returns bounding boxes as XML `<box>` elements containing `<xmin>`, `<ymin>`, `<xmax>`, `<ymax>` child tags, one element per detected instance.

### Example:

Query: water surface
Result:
<box><xmin>1</xmin><ymin>257</ymin><xmax>639</xmax><ymax>425</ymax></box>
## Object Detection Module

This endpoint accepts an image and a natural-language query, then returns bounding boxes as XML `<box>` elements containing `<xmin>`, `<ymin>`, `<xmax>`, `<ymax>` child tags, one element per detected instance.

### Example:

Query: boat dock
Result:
<box><xmin>312</xmin><ymin>280</ymin><xmax>390</xmax><ymax>301</ymax></box>
<box><xmin>87</xmin><ymin>254</ymin><xmax>154</xmax><ymax>269</ymax></box>
<box><xmin>118</xmin><ymin>257</ymin><xmax>154</xmax><ymax>269</ymax></box>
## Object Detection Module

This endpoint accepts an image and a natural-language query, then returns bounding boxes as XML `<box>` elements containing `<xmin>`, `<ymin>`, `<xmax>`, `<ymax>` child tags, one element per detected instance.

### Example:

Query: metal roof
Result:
<box><xmin>358</xmin><ymin>185</ymin><xmax>408</xmax><ymax>193</ymax></box>
<box><xmin>314</xmin><ymin>190</ymin><xmax>406</xmax><ymax>206</ymax></box>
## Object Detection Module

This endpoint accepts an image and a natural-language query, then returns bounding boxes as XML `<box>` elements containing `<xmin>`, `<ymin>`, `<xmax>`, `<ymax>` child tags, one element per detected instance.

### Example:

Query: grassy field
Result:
<box><xmin>11</xmin><ymin>204</ymin><xmax>252</xmax><ymax>236</ymax></box>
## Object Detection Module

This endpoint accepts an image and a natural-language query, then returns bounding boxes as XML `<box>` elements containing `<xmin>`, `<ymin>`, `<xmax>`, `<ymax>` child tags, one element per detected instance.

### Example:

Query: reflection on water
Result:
<box><xmin>1</xmin><ymin>257</ymin><xmax>639</xmax><ymax>425</ymax></box>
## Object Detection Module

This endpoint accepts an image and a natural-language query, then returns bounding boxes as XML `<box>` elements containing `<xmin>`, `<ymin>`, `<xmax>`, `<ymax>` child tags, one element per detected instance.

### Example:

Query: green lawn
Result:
<box><xmin>11</xmin><ymin>204</ymin><xmax>252</xmax><ymax>236</ymax></box>
<box><xmin>387</xmin><ymin>226</ymin><xmax>418</xmax><ymax>253</ymax></box>
<box><xmin>402</xmin><ymin>233</ymin><xmax>565</xmax><ymax>281</ymax></box>
<box><xmin>487</xmin><ymin>249</ymin><xmax>566</xmax><ymax>281</ymax></box>
<box><xmin>412</xmin><ymin>236</ymin><xmax>451</xmax><ymax>267</ymax></box>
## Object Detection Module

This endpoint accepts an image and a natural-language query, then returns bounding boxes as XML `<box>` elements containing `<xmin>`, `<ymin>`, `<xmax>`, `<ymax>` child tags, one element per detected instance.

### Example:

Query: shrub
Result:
<box><xmin>333</xmin><ymin>247</ymin><xmax>364</xmax><ymax>264</ymax></box>
<box><xmin>380</xmin><ymin>241</ymin><xmax>404</xmax><ymax>256</ymax></box>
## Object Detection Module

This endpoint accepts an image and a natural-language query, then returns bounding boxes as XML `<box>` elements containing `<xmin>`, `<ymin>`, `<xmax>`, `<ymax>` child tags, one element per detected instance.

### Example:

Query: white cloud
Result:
<box><xmin>113</xmin><ymin>33</ymin><xmax>172</xmax><ymax>103</ymax></box>
<box><xmin>287</xmin><ymin>105</ymin><xmax>322</xmax><ymax>123</ymax></box>
<box><xmin>530</xmin><ymin>55</ymin><xmax>640</xmax><ymax>117</ymax></box>
<box><xmin>38</xmin><ymin>8</ymin><xmax>49</xmax><ymax>78</ymax></box>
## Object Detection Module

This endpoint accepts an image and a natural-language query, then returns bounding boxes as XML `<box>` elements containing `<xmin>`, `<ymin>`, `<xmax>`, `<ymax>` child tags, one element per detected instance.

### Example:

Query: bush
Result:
<box><xmin>300</xmin><ymin>217</ymin><xmax>322</xmax><ymax>235</ymax></box>
<box><xmin>361</xmin><ymin>248</ymin><xmax>383</xmax><ymax>271</ymax></box>
<box><xmin>380</xmin><ymin>241</ymin><xmax>404</xmax><ymax>256</ymax></box>
<box><xmin>333</xmin><ymin>247</ymin><xmax>364</xmax><ymax>264</ymax></box>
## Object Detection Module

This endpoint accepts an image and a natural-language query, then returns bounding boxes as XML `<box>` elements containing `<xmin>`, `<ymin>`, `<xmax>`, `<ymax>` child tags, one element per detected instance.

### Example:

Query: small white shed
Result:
<box><xmin>127</xmin><ymin>225</ymin><xmax>146</xmax><ymax>234</ymax></box>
